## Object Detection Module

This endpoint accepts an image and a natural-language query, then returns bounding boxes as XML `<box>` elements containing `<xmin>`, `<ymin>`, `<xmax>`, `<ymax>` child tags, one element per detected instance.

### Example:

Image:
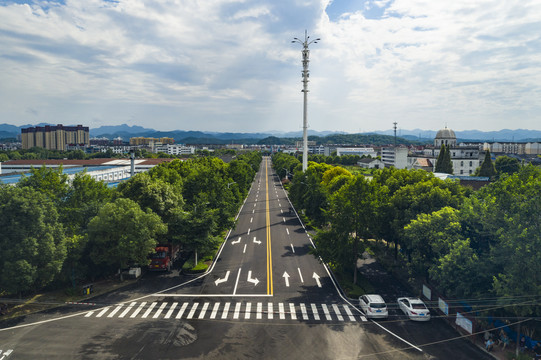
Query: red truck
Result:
<box><xmin>148</xmin><ymin>243</ymin><xmax>180</xmax><ymax>272</ymax></box>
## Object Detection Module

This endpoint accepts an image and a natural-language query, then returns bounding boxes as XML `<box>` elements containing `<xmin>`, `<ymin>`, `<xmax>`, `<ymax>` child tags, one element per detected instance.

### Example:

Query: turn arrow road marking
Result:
<box><xmin>253</xmin><ymin>237</ymin><xmax>261</xmax><ymax>245</ymax></box>
<box><xmin>215</xmin><ymin>271</ymin><xmax>230</xmax><ymax>286</ymax></box>
<box><xmin>231</xmin><ymin>237</ymin><xmax>241</xmax><ymax>245</ymax></box>
<box><xmin>247</xmin><ymin>270</ymin><xmax>259</xmax><ymax>286</ymax></box>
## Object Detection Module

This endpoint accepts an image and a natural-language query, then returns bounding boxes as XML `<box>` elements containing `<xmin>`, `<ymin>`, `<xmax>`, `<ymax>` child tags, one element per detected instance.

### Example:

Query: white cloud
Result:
<box><xmin>0</xmin><ymin>0</ymin><xmax>539</xmax><ymax>132</ymax></box>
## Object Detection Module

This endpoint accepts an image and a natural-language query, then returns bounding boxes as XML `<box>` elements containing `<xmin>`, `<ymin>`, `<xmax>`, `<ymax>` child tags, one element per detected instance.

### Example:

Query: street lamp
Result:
<box><xmin>292</xmin><ymin>30</ymin><xmax>320</xmax><ymax>172</ymax></box>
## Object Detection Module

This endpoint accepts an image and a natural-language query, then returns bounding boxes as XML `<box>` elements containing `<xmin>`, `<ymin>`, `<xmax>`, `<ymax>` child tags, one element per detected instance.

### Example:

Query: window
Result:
<box><xmin>461</xmin><ymin>161</ymin><xmax>464</xmax><ymax>166</ymax></box>
<box><xmin>469</xmin><ymin>161</ymin><xmax>473</xmax><ymax>166</ymax></box>
<box><xmin>460</xmin><ymin>170</ymin><xmax>464</xmax><ymax>174</ymax></box>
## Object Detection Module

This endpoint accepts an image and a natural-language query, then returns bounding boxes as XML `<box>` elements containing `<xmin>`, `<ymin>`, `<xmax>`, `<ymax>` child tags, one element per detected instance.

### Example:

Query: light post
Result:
<box><xmin>292</xmin><ymin>30</ymin><xmax>320</xmax><ymax>172</ymax></box>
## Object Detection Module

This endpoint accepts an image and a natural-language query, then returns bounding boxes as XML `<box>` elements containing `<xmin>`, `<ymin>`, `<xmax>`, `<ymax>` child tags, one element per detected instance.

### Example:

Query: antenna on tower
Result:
<box><xmin>393</xmin><ymin>122</ymin><xmax>398</xmax><ymax>148</ymax></box>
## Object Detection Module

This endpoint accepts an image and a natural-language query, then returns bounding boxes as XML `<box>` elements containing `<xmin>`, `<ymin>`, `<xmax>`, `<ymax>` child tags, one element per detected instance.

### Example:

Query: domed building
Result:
<box><xmin>434</xmin><ymin>126</ymin><xmax>457</xmax><ymax>148</ymax></box>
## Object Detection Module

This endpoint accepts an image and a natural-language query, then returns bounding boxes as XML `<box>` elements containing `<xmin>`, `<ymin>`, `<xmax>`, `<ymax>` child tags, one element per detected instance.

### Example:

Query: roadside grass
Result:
<box><xmin>334</xmin><ymin>268</ymin><xmax>374</xmax><ymax>299</ymax></box>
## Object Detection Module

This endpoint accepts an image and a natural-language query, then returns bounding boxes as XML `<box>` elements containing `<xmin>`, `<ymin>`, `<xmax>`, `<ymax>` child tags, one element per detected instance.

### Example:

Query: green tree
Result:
<box><xmin>0</xmin><ymin>186</ymin><xmax>66</xmax><ymax>295</ymax></box>
<box><xmin>18</xmin><ymin>165</ymin><xmax>69</xmax><ymax>203</ymax></box>
<box><xmin>476</xmin><ymin>150</ymin><xmax>496</xmax><ymax>178</ymax></box>
<box><xmin>88</xmin><ymin>198</ymin><xmax>167</xmax><ymax>278</ymax></box>
<box><xmin>494</xmin><ymin>155</ymin><xmax>521</xmax><ymax>177</ymax></box>
<box><xmin>435</xmin><ymin>144</ymin><xmax>453</xmax><ymax>174</ymax></box>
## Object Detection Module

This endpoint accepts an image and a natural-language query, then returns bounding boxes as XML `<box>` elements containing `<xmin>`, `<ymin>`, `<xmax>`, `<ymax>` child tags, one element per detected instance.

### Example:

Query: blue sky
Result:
<box><xmin>0</xmin><ymin>0</ymin><xmax>540</xmax><ymax>133</ymax></box>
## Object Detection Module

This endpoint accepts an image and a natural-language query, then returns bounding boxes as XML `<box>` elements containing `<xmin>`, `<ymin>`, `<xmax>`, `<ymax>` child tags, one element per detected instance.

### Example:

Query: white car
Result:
<box><xmin>359</xmin><ymin>294</ymin><xmax>388</xmax><ymax>319</ymax></box>
<box><xmin>397</xmin><ymin>297</ymin><xmax>431</xmax><ymax>321</ymax></box>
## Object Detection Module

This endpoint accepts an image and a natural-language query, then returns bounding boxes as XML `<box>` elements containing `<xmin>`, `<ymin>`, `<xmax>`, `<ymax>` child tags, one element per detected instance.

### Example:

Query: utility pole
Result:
<box><xmin>292</xmin><ymin>30</ymin><xmax>320</xmax><ymax>172</ymax></box>
<box><xmin>393</xmin><ymin>122</ymin><xmax>398</xmax><ymax>148</ymax></box>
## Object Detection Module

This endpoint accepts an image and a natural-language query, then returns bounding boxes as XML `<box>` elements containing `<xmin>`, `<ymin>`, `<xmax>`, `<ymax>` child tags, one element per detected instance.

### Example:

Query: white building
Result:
<box><xmin>154</xmin><ymin>144</ymin><xmax>195</xmax><ymax>155</ymax></box>
<box><xmin>381</xmin><ymin>147</ymin><xmax>409</xmax><ymax>169</ymax></box>
<box><xmin>336</xmin><ymin>147</ymin><xmax>377</xmax><ymax>157</ymax></box>
<box><xmin>357</xmin><ymin>158</ymin><xmax>385</xmax><ymax>169</ymax></box>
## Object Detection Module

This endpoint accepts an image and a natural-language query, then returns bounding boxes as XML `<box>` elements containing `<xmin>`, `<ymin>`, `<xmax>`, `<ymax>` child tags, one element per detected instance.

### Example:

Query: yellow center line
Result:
<box><xmin>265</xmin><ymin>158</ymin><xmax>273</xmax><ymax>295</ymax></box>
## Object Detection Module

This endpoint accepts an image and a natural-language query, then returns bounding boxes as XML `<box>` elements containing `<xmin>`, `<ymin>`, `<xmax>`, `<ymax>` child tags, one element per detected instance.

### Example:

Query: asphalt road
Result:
<box><xmin>0</xmin><ymin>157</ymin><xmax>492</xmax><ymax>359</ymax></box>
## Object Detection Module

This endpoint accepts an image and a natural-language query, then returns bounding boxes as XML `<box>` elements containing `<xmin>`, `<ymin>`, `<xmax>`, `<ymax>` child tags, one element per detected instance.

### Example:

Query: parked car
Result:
<box><xmin>359</xmin><ymin>294</ymin><xmax>388</xmax><ymax>319</ymax></box>
<box><xmin>397</xmin><ymin>297</ymin><xmax>431</xmax><ymax>321</ymax></box>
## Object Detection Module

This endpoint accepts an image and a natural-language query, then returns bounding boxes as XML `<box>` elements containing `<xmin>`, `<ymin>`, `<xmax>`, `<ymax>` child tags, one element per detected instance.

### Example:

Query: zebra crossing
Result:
<box><xmin>83</xmin><ymin>301</ymin><xmax>366</xmax><ymax>323</ymax></box>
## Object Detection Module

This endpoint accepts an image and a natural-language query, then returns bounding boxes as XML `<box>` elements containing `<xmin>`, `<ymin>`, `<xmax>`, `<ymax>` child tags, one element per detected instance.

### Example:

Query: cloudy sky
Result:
<box><xmin>1</xmin><ymin>0</ymin><xmax>540</xmax><ymax>133</ymax></box>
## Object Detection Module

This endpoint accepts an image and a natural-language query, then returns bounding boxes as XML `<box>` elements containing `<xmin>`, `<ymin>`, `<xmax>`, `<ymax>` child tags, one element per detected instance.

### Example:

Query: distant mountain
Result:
<box><xmin>90</xmin><ymin>124</ymin><xmax>155</xmax><ymax>136</ymax></box>
<box><xmin>370</xmin><ymin>128</ymin><xmax>541</xmax><ymax>142</ymax></box>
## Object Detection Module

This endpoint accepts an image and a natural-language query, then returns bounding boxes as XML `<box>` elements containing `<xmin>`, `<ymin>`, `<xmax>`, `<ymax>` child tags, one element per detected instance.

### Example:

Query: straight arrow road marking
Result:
<box><xmin>283</xmin><ymin>271</ymin><xmax>290</xmax><ymax>287</ymax></box>
<box><xmin>247</xmin><ymin>270</ymin><xmax>259</xmax><ymax>286</ymax></box>
<box><xmin>175</xmin><ymin>302</ymin><xmax>189</xmax><ymax>319</ymax></box>
<box><xmin>215</xmin><ymin>271</ymin><xmax>230</xmax><ymax>286</ymax></box>
<box><xmin>231</xmin><ymin>237</ymin><xmax>241</xmax><ymax>245</ymax></box>
<box><xmin>253</xmin><ymin>237</ymin><xmax>261</xmax><ymax>245</ymax></box>
<box><xmin>313</xmin><ymin>272</ymin><xmax>322</xmax><ymax>287</ymax></box>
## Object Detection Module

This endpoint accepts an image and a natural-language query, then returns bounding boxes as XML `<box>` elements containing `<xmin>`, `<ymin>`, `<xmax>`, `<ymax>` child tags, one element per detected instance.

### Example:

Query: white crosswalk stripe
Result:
<box><xmin>82</xmin><ymin>301</ymin><xmax>366</xmax><ymax>323</ymax></box>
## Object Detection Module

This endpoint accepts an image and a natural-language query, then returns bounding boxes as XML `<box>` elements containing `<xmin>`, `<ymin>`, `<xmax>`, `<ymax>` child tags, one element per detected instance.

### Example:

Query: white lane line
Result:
<box><xmin>256</xmin><ymin>302</ymin><xmax>262</xmax><ymax>319</ymax></box>
<box><xmin>243</xmin><ymin>244</ymin><xmax>247</xmax><ymax>254</ymax></box>
<box><xmin>175</xmin><ymin>302</ymin><xmax>189</xmax><ymax>319</ymax></box>
<box><xmin>252</xmin><ymin>209</ymin><xmax>254</xmax><ymax>214</ymax></box>
<box><xmin>343</xmin><ymin>305</ymin><xmax>356</xmax><ymax>321</ymax></box>
<box><xmin>131</xmin><ymin>302</ymin><xmax>147</xmax><ymax>318</ymax></box>
<box><xmin>283</xmin><ymin>217</ymin><xmax>285</xmax><ymax>222</ymax></box>
<box><xmin>96</xmin><ymin>307</ymin><xmax>110</xmax><ymax>318</ymax></box>
<box><xmin>233</xmin><ymin>302</ymin><xmax>242</xmax><ymax>319</ymax></box>
<box><xmin>250</xmin><ymin>217</ymin><xmax>253</xmax><ymax>223</ymax></box>
<box><xmin>119</xmin><ymin>302</ymin><xmax>136</xmax><ymax>318</ymax></box>
<box><xmin>322</xmin><ymin>304</ymin><xmax>332</xmax><ymax>321</ymax></box>
<box><xmin>198</xmin><ymin>303</ymin><xmax>210</xmax><ymax>319</ymax></box>
<box><xmin>153</xmin><ymin>302</ymin><xmax>168</xmax><ymax>318</ymax></box>
<box><xmin>142</xmin><ymin>302</ymin><xmax>157</xmax><ymax>318</ymax></box>
<box><xmin>290</xmin><ymin>244</ymin><xmax>295</xmax><ymax>253</ymax></box>
<box><xmin>245</xmin><ymin>302</ymin><xmax>252</xmax><ymax>319</ymax></box>
<box><xmin>267</xmin><ymin>303</ymin><xmax>274</xmax><ymax>319</ymax></box>
<box><xmin>84</xmin><ymin>311</ymin><xmax>94</xmax><ymax>317</ymax></box>
<box><xmin>280</xmin><ymin>209</ymin><xmax>283</xmax><ymax>214</ymax></box>
<box><xmin>107</xmin><ymin>304</ymin><xmax>124</xmax><ymax>318</ymax></box>
<box><xmin>332</xmin><ymin>304</ymin><xmax>344</xmax><ymax>321</ymax></box>
<box><xmin>247</xmin><ymin>228</ymin><xmax>250</xmax><ymax>235</ymax></box>
<box><xmin>210</xmin><ymin>302</ymin><xmax>220</xmax><ymax>319</ymax></box>
<box><xmin>311</xmin><ymin>303</ymin><xmax>320</xmax><ymax>320</ymax></box>
<box><xmin>278</xmin><ymin>303</ymin><xmax>285</xmax><ymax>320</ymax></box>
<box><xmin>186</xmin><ymin>303</ymin><xmax>199</xmax><ymax>319</ymax></box>
<box><xmin>289</xmin><ymin>303</ymin><xmax>297</xmax><ymax>320</ymax></box>
<box><xmin>233</xmin><ymin>268</ymin><xmax>242</xmax><ymax>295</ymax></box>
<box><xmin>300</xmin><ymin>303</ymin><xmax>309</xmax><ymax>320</ymax></box>
<box><xmin>221</xmin><ymin>302</ymin><xmax>231</xmax><ymax>319</ymax></box>
<box><xmin>164</xmin><ymin>302</ymin><xmax>178</xmax><ymax>319</ymax></box>
<box><xmin>297</xmin><ymin>268</ymin><xmax>304</xmax><ymax>283</ymax></box>
<box><xmin>254</xmin><ymin>203</ymin><xmax>256</xmax><ymax>207</ymax></box>
<box><xmin>286</xmin><ymin>228</ymin><xmax>289</xmax><ymax>235</ymax></box>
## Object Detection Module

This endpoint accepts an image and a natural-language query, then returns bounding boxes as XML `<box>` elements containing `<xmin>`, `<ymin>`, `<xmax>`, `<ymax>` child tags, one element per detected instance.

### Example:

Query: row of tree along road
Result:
<box><xmin>0</xmin><ymin>152</ymin><xmax>262</xmax><ymax>297</ymax></box>
<box><xmin>272</xmin><ymin>152</ymin><xmax>540</xmax><ymax>321</ymax></box>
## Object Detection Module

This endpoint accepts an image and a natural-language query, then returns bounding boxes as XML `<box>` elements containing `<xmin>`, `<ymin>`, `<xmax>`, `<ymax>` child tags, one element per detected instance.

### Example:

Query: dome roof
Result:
<box><xmin>435</xmin><ymin>127</ymin><xmax>456</xmax><ymax>139</ymax></box>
